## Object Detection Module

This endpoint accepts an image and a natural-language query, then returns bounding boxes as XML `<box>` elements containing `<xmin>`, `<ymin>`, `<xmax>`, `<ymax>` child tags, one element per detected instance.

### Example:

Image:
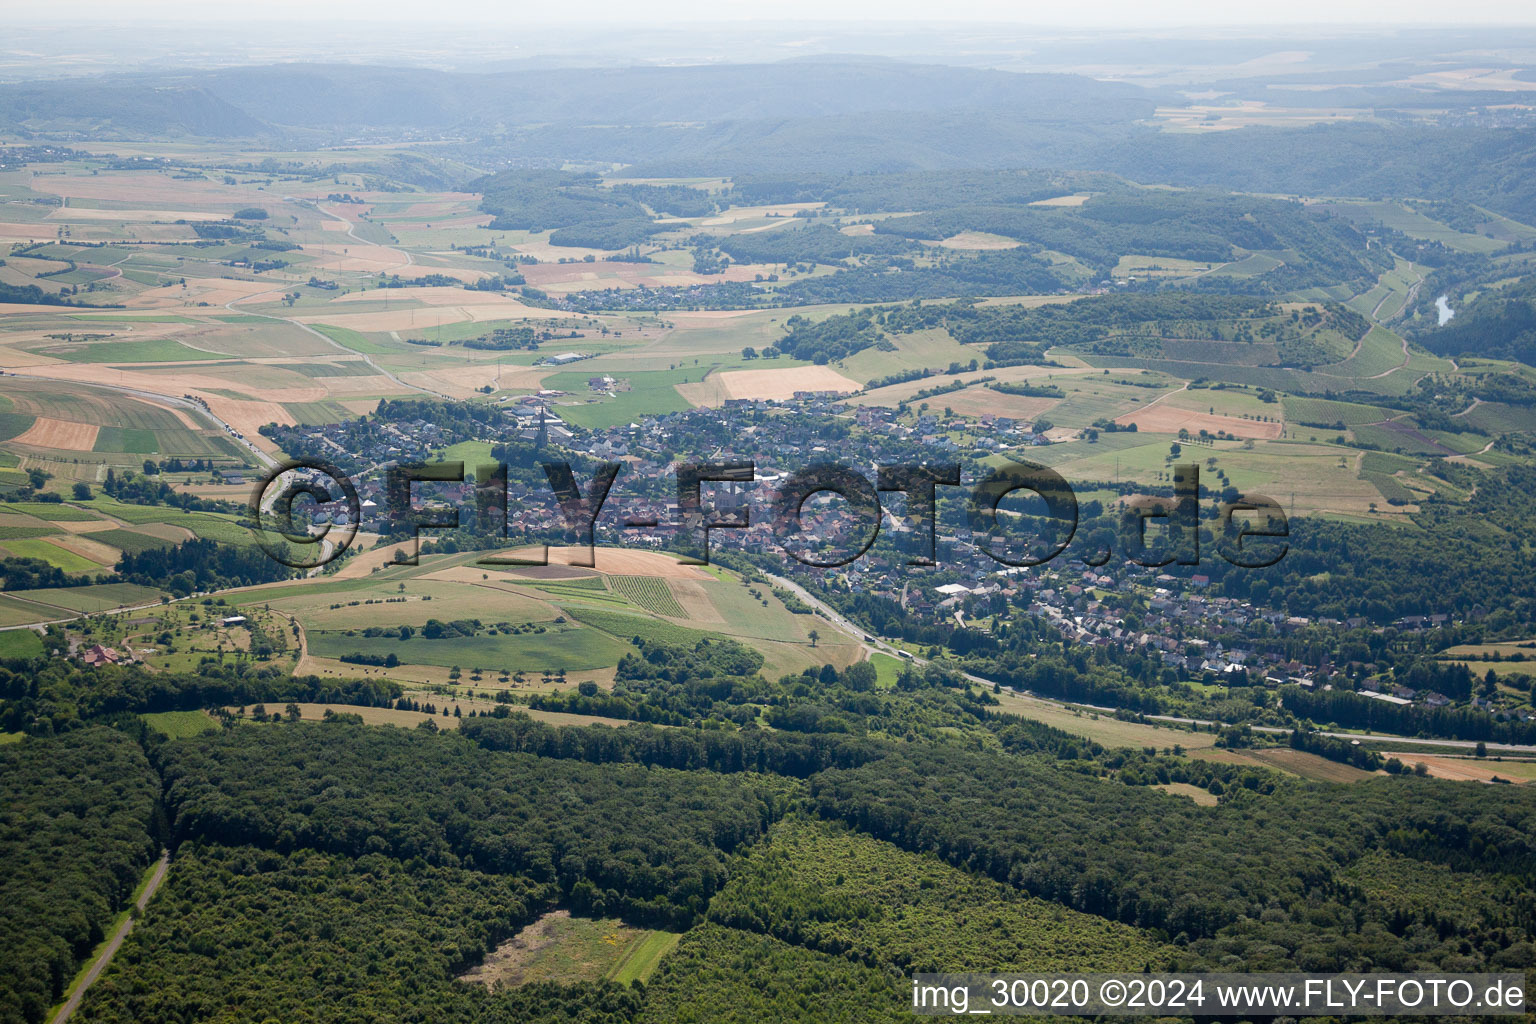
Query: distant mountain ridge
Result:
<box><xmin>0</xmin><ymin>61</ymin><xmax>1154</xmax><ymax>138</ymax></box>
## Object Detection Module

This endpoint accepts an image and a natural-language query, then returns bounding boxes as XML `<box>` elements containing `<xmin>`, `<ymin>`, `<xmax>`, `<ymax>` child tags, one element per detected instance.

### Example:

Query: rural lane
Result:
<box><xmin>50</xmin><ymin>849</ymin><xmax>171</xmax><ymax>1024</ymax></box>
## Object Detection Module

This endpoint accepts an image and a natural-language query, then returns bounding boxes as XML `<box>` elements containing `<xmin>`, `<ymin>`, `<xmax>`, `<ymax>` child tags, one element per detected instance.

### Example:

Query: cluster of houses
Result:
<box><xmin>254</xmin><ymin>389</ymin><xmax>1534</xmax><ymax>721</ymax></box>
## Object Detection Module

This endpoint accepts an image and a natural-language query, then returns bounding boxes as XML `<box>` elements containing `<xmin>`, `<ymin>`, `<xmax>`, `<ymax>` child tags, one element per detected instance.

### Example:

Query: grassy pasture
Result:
<box><xmin>0</xmin><ymin>629</ymin><xmax>44</xmax><ymax>659</ymax></box>
<box><xmin>991</xmin><ymin>691</ymin><xmax>1216</xmax><ymax>749</ymax></box>
<box><xmin>837</xmin><ymin>328</ymin><xmax>976</xmax><ymax>382</ymax></box>
<box><xmin>545</xmin><ymin>367</ymin><xmax>705</xmax><ymax>428</ymax></box>
<box><xmin>258</xmin><ymin>579</ymin><xmax>555</xmax><ymax>630</ymax></box>
<box><xmin>1168</xmin><ymin>385</ymin><xmax>1283</xmax><ymax>420</ymax></box>
<box><xmin>0</xmin><ymin>537</ymin><xmax>102</xmax><ymax>572</ymax></box>
<box><xmin>609</xmin><ymin>929</ymin><xmax>683</xmax><ymax>985</ymax></box>
<box><xmin>1113</xmin><ymin>254</ymin><xmax>1218</xmax><ymax>278</ymax></box>
<box><xmin>1</xmin><ymin>502</ymin><xmax>102</xmax><ymax>521</ymax></box>
<box><xmin>0</xmin><ymin>595</ymin><xmax>58</xmax><ymax>627</ymax></box>
<box><xmin>93</xmin><ymin>426</ymin><xmax>160</xmax><ymax>454</ymax></box>
<box><xmin>311</xmin><ymin>323</ymin><xmax>397</xmax><ymax>355</ymax></box>
<box><xmin>459</xmin><ymin>911</ymin><xmax>681</xmax><ymax>989</ymax></box>
<box><xmin>869</xmin><ymin>652</ymin><xmax>904</xmax><ymax>688</ymax></box>
<box><xmin>0</xmin><ymin>412</ymin><xmax>37</xmax><ymax>442</ymax></box>
<box><xmin>0</xmin><ymin>526</ymin><xmax>55</xmax><ymax>540</ymax></box>
<box><xmin>44</xmin><ymin>338</ymin><xmax>212</xmax><ymax>363</ymax></box>
<box><xmin>564</xmin><ymin>605</ymin><xmax>716</xmax><ymax>648</ymax></box>
<box><xmin>141</xmin><ymin>710</ymin><xmax>220</xmax><ymax>738</ymax></box>
<box><xmin>86</xmin><ymin>528</ymin><xmax>176</xmax><ymax>555</ymax></box>
<box><xmin>1002</xmin><ymin>435</ymin><xmax>1384</xmax><ymax>516</ymax></box>
<box><xmin>4</xmin><ymin>582</ymin><xmax>165</xmax><ymax>613</ymax></box>
<box><xmin>307</xmin><ymin>622</ymin><xmax>631</xmax><ymax>672</ymax></box>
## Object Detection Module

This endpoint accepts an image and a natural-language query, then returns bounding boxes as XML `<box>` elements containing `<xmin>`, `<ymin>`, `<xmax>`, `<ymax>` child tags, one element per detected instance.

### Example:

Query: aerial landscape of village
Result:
<box><xmin>1</xmin><ymin>4</ymin><xmax>1535</xmax><ymax>1022</ymax></box>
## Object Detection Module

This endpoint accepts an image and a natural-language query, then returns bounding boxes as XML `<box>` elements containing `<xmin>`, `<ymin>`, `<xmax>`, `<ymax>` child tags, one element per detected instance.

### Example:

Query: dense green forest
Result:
<box><xmin>74</xmin><ymin>843</ymin><xmax>642</xmax><ymax>1024</ymax></box>
<box><xmin>809</xmin><ymin>745</ymin><xmax>1536</xmax><ymax>969</ymax></box>
<box><xmin>115</xmin><ymin>537</ymin><xmax>295</xmax><ymax>595</ymax></box>
<box><xmin>1418</xmin><ymin>275</ymin><xmax>1536</xmax><ymax>364</ymax></box>
<box><xmin>0</xmin><ymin>660</ymin><xmax>397</xmax><ymax>735</ymax></box>
<box><xmin>708</xmin><ymin>817</ymin><xmax>1170</xmax><ymax>973</ymax></box>
<box><xmin>159</xmin><ymin>723</ymin><xmax>793</xmax><ymax>927</ymax></box>
<box><xmin>473</xmin><ymin>170</ymin><xmax>675</xmax><ymax>249</ymax></box>
<box><xmin>636</xmin><ymin>923</ymin><xmax>905</xmax><ymax>1023</ymax></box>
<box><xmin>0</xmin><ymin>730</ymin><xmax>160</xmax><ymax>1024</ymax></box>
<box><xmin>0</xmin><ymin>698</ymin><xmax>1529</xmax><ymax>1024</ymax></box>
<box><xmin>714</xmin><ymin>223</ymin><xmax>915</xmax><ymax>265</ymax></box>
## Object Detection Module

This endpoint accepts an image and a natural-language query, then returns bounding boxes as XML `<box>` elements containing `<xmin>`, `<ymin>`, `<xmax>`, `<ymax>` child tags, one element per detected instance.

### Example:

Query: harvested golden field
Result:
<box><xmin>1115</xmin><ymin>404</ymin><xmax>1284</xmax><ymax>440</ymax></box>
<box><xmin>31</xmin><ymin>170</ymin><xmax>274</xmax><ymax>206</ymax></box>
<box><xmin>401</xmin><ymin>364</ymin><xmax>547</xmax><ymax>399</ymax></box>
<box><xmin>699</xmin><ymin>202</ymin><xmax>825</xmax><ymax>225</ymax></box>
<box><xmin>521</xmin><ymin>261</ymin><xmax>765</xmax><ymax>292</ymax></box>
<box><xmin>1153</xmin><ymin>782</ymin><xmax>1219</xmax><ymax>805</ymax></box>
<box><xmin>12</xmin><ymin>417</ymin><xmax>99</xmax><ymax>450</ymax></box>
<box><xmin>55</xmin><ymin>518</ymin><xmax>120</xmax><ymax>534</ymax></box>
<box><xmin>200</xmin><ymin>396</ymin><xmax>293</xmax><ymax>442</ymax></box>
<box><xmin>127</xmin><ymin>277</ymin><xmax>275</xmax><ymax>309</ymax></box>
<box><xmin>296</xmin><ymin>241</ymin><xmax>414</xmax><ymax>274</ymax></box>
<box><xmin>48</xmin><ymin>208</ymin><xmax>227</xmax><ymax>222</ymax></box>
<box><xmin>680</xmin><ymin>365</ymin><xmax>860</xmax><ymax>404</ymax></box>
<box><xmin>1239</xmin><ymin>747</ymin><xmax>1377</xmax><ymax>782</ymax></box>
<box><xmin>938</xmin><ymin>231</ymin><xmax>1022</xmax><ymax>250</ymax></box>
<box><xmin>0</xmin><ymin>301</ymin><xmax>97</xmax><ymax>314</ymax></box>
<box><xmin>0</xmin><ymin>224</ymin><xmax>62</xmax><ymax>242</ymax></box>
<box><xmin>931</xmin><ymin>385</ymin><xmax>1060</xmax><ymax>421</ymax></box>
<box><xmin>44</xmin><ymin>532</ymin><xmax>120</xmax><ymax>565</ymax></box>
<box><xmin>1381</xmin><ymin>753</ymin><xmax>1534</xmax><ymax>784</ymax></box>
<box><xmin>991</xmin><ymin>691</ymin><xmax>1217</xmax><ymax>749</ymax></box>
<box><xmin>666</xmin><ymin>578</ymin><xmax>724</xmax><ymax>623</ymax></box>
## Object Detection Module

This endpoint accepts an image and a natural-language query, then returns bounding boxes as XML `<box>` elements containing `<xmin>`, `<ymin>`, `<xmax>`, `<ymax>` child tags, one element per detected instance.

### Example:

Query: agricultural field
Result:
<box><xmin>0</xmin><ymin>628</ymin><xmax>44</xmax><ymax>658</ymax></box>
<box><xmin>1236</xmin><ymin>746</ymin><xmax>1378</xmax><ymax>782</ymax></box>
<box><xmin>225</xmin><ymin>546</ymin><xmax>858</xmax><ymax>688</ymax></box>
<box><xmin>1379</xmin><ymin>753</ymin><xmax>1536</xmax><ymax>784</ymax></box>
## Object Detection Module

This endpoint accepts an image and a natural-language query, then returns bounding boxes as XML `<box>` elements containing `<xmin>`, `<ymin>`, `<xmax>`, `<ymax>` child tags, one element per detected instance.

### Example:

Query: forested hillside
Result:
<box><xmin>0</xmin><ymin>730</ymin><xmax>160</xmax><ymax>1024</ymax></box>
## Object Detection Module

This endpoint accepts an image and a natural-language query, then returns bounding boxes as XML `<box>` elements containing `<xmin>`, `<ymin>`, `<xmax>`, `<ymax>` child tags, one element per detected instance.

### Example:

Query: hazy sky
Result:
<box><xmin>33</xmin><ymin>0</ymin><xmax>1536</xmax><ymax>25</ymax></box>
